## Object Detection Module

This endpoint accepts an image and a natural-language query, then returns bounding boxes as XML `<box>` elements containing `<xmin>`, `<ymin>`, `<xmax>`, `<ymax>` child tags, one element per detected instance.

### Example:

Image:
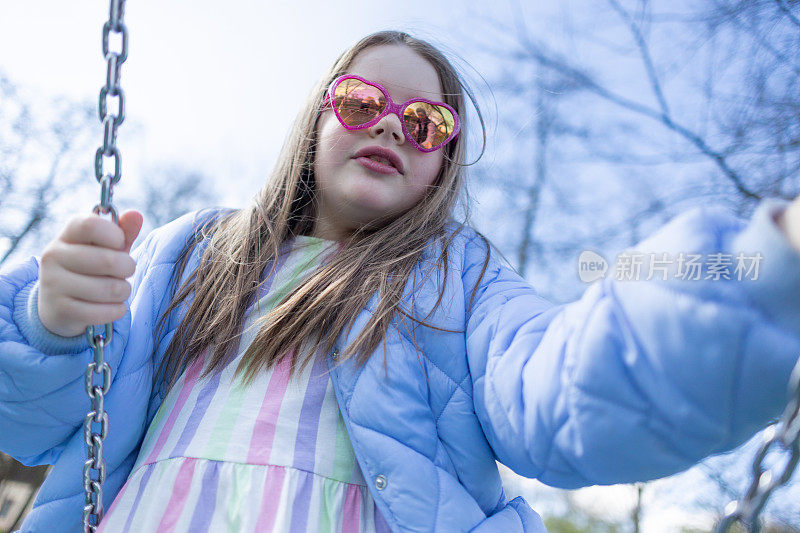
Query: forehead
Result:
<box><xmin>347</xmin><ymin>45</ymin><xmax>444</xmax><ymax>103</ymax></box>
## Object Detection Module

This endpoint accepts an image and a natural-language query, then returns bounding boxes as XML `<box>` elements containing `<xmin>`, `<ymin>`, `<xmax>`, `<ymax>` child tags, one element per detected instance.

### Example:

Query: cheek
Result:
<box><xmin>408</xmin><ymin>151</ymin><xmax>444</xmax><ymax>190</ymax></box>
<box><xmin>318</xmin><ymin>115</ymin><xmax>345</xmax><ymax>149</ymax></box>
<box><xmin>395</xmin><ymin>153</ymin><xmax>443</xmax><ymax>210</ymax></box>
<box><xmin>315</xmin><ymin>117</ymin><xmax>350</xmax><ymax>178</ymax></box>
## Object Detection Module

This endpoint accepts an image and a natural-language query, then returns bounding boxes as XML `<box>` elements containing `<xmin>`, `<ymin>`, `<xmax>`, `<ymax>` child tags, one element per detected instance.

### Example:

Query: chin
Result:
<box><xmin>349</xmin><ymin>209</ymin><xmax>395</xmax><ymax>229</ymax></box>
<box><xmin>344</xmin><ymin>202</ymin><xmax>405</xmax><ymax>231</ymax></box>
<box><xmin>343</xmin><ymin>189</ymin><xmax>401</xmax><ymax>220</ymax></box>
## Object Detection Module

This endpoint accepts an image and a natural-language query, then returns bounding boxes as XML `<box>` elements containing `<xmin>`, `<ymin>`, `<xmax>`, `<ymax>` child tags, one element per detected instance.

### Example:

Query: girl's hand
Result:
<box><xmin>37</xmin><ymin>210</ymin><xmax>143</xmax><ymax>338</ymax></box>
<box><xmin>777</xmin><ymin>195</ymin><xmax>800</xmax><ymax>256</ymax></box>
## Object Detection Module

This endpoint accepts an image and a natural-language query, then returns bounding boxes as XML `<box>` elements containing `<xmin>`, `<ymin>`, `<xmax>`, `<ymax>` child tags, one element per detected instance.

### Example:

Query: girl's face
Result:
<box><xmin>312</xmin><ymin>45</ymin><xmax>445</xmax><ymax>240</ymax></box>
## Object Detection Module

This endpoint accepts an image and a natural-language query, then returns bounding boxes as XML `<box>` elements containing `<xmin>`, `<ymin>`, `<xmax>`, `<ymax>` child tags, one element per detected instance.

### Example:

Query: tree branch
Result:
<box><xmin>0</xmin><ymin>141</ymin><xmax>66</xmax><ymax>265</ymax></box>
<box><xmin>511</xmin><ymin>37</ymin><xmax>761</xmax><ymax>200</ymax></box>
<box><xmin>776</xmin><ymin>0</ymin><xmax>800</xmax><ymax>30</ymax></box>
<box><xmin>607</xmin><ymin>0</ymin><xmax>672</xmax><ymax>118</ymax></box>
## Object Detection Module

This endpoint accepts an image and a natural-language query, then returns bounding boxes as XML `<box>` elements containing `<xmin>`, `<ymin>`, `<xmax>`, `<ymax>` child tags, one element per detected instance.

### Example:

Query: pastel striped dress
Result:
<box><xmin>98</xmin><ymin>236</ymin><xmax>391</xmax><ymax>533</ymax></box>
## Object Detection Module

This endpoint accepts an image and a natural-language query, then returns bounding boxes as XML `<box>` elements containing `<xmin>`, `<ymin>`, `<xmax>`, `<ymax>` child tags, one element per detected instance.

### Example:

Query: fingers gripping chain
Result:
<box><xmin>84</xmin><ymin>1</ymin><xmax>126</xmax><ymax>531</ymax></box>
<box><xmin>715</xmin><ymin>357</ymin><xmax>800</xmax><ymax>533</ymax></box>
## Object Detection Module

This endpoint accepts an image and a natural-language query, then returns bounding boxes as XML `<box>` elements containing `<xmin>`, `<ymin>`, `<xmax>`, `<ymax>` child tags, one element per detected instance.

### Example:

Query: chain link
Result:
<box><xmin>715</xmin><ymin>357</ymin><xmax>800</xmax><ymax>533</ymax></box>
<box><xmin>84</xmin><ymin>0</ymin><xmax>126</xmax><ymax>530</ymax></box>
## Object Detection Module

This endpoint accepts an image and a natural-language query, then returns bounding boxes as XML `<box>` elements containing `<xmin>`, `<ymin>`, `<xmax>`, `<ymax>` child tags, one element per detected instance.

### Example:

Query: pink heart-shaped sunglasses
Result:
<box><xmin>322</xmin><ymin>74</ymin><xmax>461</xmax><ymax>153</ymax></box>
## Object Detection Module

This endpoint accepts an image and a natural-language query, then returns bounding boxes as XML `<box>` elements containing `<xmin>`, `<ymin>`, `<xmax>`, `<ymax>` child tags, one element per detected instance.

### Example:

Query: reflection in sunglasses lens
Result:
<box><xmin>404</xmin><ymin>102</ymin><xmax>455</xmax><ymax>150</ymax></box>
<box><xmin>331</xmin><ymin>78</ymin><xmax>456</xmax><ymax>151</ymax></box>
<box><xmin>334</xmin><ymin>79</ymin><xmax>386</xmax><ymax>127</ymax></box>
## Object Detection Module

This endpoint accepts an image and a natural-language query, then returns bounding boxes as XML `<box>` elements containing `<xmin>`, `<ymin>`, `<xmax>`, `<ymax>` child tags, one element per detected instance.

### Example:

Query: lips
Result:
<box><xmin>353</xmin><ymin>146</ymin><xmax>404</xmax><ymax>174</ymax></box>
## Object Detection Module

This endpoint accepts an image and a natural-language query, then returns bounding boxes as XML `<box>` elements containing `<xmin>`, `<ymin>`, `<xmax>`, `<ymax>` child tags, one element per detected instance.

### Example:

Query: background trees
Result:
<box><xmin>0</xmin><ymin>72</ymin><xmax>215</xmax><ymax>267</ymax></box>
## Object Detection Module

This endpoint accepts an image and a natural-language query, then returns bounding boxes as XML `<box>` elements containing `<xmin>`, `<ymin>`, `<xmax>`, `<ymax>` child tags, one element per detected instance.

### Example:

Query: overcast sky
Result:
<box><xmin>0</xmin><ymin>0</ymin><xmax>492</xmax><ymax>206</ymax></box>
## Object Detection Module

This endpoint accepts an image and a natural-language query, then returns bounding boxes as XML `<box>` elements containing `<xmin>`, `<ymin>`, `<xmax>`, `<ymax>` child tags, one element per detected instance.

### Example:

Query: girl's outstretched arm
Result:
<box><xmin>463</xmin><ymin>197</ymin><xmax>800</xmax><ymax>489</ymax></box>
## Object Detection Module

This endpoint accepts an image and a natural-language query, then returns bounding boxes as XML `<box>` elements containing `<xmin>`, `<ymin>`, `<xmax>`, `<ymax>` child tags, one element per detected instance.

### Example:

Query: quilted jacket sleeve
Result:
<box><xmin>0</xmin><ymin>230</ymin><xmax>157</xmax><ymax>467</ymax></box>
<box><xmin>464</xmin><ymin>197</ymin><xmax>800</xmax><ymax>489</ymax></box>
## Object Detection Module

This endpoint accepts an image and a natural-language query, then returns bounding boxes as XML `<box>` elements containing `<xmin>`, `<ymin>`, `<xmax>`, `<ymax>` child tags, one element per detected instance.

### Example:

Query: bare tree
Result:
<box><xmin>470</xmin><ymin>0</ymin><xmax>798</xmax><ymax>207</ymax></box>
<box><xmin>0</xmin><ymin>72</ymin><xmax>217</xmax><ymax>267</ymax></box>
<box><xmin>0</xmin><ymin>73</ymin><xmax>96</xmax><ymax>266</ymax></box>
<box><xmin>462</xmin><ymin>0</ymin><xmax>800</xmax><ymax>284</ymax></box>
<box><xmin>114</xmin><ymin>163</ymin><xmax>217</xmax><ymax>249</ymax></box>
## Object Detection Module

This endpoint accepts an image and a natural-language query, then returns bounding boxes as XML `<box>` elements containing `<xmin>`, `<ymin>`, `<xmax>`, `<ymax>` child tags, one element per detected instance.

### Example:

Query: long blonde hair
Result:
<box><xmin>153</xmin><ymin>30</ymin><xmax>488</xmax><ymax>396</ymax></box>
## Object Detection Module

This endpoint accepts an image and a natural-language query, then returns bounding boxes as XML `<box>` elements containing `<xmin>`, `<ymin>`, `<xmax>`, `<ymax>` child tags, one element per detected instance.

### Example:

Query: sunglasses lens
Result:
<box><xmin>404</xmin><ymin>102</ymin><xmax>456</xmax><ymax>150</ymax></box>
<box><xmin>333</xmin><ymin>78</ymin><xmax>386</xmax><ymax>127</ymax></box>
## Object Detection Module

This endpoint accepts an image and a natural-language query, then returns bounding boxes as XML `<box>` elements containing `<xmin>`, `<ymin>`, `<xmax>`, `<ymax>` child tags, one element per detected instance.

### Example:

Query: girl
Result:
<box><xmin>1</xmin><ymin>30</ymin><xmax>800</xmax><ymax>533</ymax></box>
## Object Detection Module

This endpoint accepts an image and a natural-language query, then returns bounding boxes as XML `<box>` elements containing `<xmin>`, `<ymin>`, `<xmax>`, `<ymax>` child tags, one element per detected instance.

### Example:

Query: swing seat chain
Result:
<box><xmin>84</xmin><ymin>0</ymin><xmax>126</xmax><ymax>531</ymax></box>
<box><xmin>715</xmin><ymin>356</ymin><xmax>800</xmax><ymax>533</ymax></box>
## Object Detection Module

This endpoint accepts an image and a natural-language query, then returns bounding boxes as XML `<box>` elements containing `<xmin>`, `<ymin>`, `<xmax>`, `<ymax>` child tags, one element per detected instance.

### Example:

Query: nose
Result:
<box><xmin>368</xmin><ymin>111</ymin><xmax>405</xmax><ymax>145</ymax></box>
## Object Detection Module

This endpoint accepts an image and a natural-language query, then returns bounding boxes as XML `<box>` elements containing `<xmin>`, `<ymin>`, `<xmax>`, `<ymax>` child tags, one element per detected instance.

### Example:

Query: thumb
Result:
<box><xmin>118</xmin><ymin>209</ymin><xmax>144</xmax><ymax>253</ymax></box>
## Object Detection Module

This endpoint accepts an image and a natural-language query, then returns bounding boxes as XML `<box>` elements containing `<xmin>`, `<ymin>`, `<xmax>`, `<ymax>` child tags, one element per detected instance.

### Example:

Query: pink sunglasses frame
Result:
<box><xmin>322</xmin><ymin>74</ymin><xmax>461</xmax><ymax>153</ymax></box>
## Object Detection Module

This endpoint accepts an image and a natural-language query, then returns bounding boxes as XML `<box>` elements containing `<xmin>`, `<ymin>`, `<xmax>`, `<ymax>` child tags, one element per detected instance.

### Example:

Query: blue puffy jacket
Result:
<box><xmin>1</xmin><ymin>198</ymin><xmax>799</xmax><ymax>532</ymax></box>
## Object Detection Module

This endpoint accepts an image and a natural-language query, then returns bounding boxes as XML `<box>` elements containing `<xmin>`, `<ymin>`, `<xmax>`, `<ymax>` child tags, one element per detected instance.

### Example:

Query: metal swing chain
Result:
<box><xmin>83</xmin><ymin>0</ymin><xmax>127</xmax><ymax>531</ymax></box>
<box><xmin>715</xmin><ymin>357</ymin><xmax>800</xmax><ymax>533</ymax></box>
